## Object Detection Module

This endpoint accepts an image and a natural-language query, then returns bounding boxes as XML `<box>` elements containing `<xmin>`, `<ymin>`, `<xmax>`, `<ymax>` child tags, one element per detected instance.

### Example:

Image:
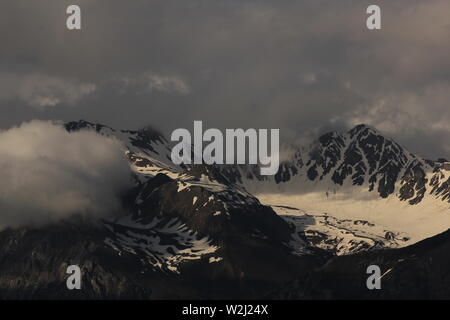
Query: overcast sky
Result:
<box><xmin>1</xmin><ymin>0</ymin><xmax>449</xmax><ymax>159</ymax></box>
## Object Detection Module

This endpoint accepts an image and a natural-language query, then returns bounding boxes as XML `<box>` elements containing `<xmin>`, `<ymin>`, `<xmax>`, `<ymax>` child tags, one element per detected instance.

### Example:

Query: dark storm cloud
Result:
<box><xmin>0</xmin><ymin>0</ymin><xmax>449</xmax><ymax>158</ymax></box>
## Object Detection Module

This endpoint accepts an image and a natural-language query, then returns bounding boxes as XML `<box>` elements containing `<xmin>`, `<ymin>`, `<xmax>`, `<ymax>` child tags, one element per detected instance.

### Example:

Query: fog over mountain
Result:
<box><xmin>0</xmin><ymin>121</ymin><xmax>133</xmax><ymax>228</ymax></box>
<box><xmin>0</xmin><ymin>0</ymin><xmax>449</xmax><ymax>160</ymax></box>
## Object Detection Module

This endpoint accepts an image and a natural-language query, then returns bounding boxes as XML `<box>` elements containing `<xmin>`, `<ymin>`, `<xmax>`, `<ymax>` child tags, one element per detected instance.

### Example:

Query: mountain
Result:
<box><xmin>215</xmin><ymin>124</ymin><xmax>450</xmax><ymax>205</ymax></box>
<box><xmin>37</xmin><ymin>120</ymin><xmax>450</xmax><ymax>258</ymax></box>
<box><xmin>0</xmin><ymin>120</ymin><xmax>448</xmax><ymax>299</ymax></box>
<box><xmin>270</xmin><ymin>228</ymin><xmax>450</xmax><ymax>299</ymax></box>
<box><xmin>0</xmin><ymin>120</ymin><xmax>326</xmax><ymax>299</ymax></box>
<box><xmin>222</xmin><ymin>124</ymin><xmax>450</xmax><ymax>253</ymax></box>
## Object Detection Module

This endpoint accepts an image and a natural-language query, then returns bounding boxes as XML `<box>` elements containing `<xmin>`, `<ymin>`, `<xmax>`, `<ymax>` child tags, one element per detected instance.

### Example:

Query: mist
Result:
<box><xmin>0</xmin><ymin>120</ymin><xmax>133</xmax><ymax>228</ymax></box>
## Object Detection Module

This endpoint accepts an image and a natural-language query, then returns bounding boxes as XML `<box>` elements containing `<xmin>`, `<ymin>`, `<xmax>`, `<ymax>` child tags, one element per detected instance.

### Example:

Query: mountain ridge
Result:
<box><xmin>0</xmin><ymin>119</ymin><xmax>447</xmax><ymax>299</ymax></box>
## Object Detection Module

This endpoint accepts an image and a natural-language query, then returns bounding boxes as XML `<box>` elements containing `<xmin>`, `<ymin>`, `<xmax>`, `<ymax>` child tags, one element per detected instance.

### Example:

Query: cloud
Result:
<box><xmin>0</xmin><ymin>71</ymin><xmax>189</xmax><ymax>110</ymax></box>
<box><xmin>347</xmin><ymin>83</ymin><xmax>450</xmax><ymax>158</ymax></box>
<box><xmin>111</xmin><ymin>72</ymin><xmax>190</xmax><ymax>94</ymax></box>
<box><xmin>143</xmin><ymin>72</ymin><xmax>190</xmax><ymax>94</ymax></box>
<box><xmin>0</xmin><ymin>120</ymin><xmax>133</xmax><ymax>228</ymax></box>
<box><xmin>0</xmin><ymin>73</ymin><xmax>96</xmax><ymax>110</ymax></box>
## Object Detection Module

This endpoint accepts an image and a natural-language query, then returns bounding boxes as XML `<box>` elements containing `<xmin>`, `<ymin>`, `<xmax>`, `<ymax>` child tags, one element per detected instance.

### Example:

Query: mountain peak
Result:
<box><xmin>348</xmin><ymin>123</ymin><xmax>380</xmax><ymax>137</ymax></box>
<box><xmin>64</xmin><ymin>119</ymin><xmax>113</xmax><ymax>133</ymax></box>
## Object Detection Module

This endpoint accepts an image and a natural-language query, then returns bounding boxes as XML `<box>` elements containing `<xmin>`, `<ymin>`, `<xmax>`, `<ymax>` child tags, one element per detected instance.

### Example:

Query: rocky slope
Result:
<box><xmin>271</xmin><ymin>228</ymin><xmax>450</xmax><ymax>299</ymax></box>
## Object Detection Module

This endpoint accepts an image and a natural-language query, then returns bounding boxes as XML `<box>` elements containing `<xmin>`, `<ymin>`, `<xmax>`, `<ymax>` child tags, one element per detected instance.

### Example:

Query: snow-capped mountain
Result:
<box><xmin>63</xmin><ymin>121</ymin><xmax>311</xmax><ymax>272</ymax></box>
<box><xmin>213</xmin><ymin>124</ymin><xmax>450</xmax><ymax>205</ymax></box>
<box><xmin>64</xmin><ymin>120</ymin><xmax>450</xmax><ymax>254</ymax></box>
<box><xmin>223</xmin><ymin>124</ymin><xmax>450</xmax><ymax>251</ymax></box>
<box><xmin>64</xmin><ymin>120</ymin><xmax>450</xmax><ymax>206</ymax></box>
<box><xmin>0</xmin><ymin>119</ymin><xmax>448</xmax><ymax>299</ymax></box>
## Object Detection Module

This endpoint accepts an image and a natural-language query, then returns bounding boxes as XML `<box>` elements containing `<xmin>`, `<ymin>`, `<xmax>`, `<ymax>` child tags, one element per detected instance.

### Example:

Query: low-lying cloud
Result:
<box><xmin>0</xmin><ymin>120</ymin><xmax>133</xmax><ymax>228</ymax></box>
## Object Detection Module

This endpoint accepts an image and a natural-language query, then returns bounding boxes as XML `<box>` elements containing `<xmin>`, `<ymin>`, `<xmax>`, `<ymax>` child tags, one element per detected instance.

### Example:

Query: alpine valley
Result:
<box><xmin>0</xmin><ymin>120</ymin><xmax>449</xmax><ymax>299</ymax></box>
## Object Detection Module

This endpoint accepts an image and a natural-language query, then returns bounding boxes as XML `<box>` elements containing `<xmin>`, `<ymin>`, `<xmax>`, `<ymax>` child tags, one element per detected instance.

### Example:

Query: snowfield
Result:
<box><xmin>258</xmin><ymin>188</ymin><xmax>450</xmax><ymax>249</ymax></box>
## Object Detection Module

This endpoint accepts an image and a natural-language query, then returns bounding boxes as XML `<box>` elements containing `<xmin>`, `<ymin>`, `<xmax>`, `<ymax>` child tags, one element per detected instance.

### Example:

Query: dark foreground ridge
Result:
<box><xmin>271</xmin><ymin>228</ymin><xmax>450</xmax><ymax>299</ymax></box>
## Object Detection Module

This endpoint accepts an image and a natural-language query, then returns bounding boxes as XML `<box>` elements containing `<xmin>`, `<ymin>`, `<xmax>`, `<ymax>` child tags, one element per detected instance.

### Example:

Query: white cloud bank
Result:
<box><xmin>0</xmin><ymin>120</ymin><xmax>133</xmax><ymax>228</ymax></box>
